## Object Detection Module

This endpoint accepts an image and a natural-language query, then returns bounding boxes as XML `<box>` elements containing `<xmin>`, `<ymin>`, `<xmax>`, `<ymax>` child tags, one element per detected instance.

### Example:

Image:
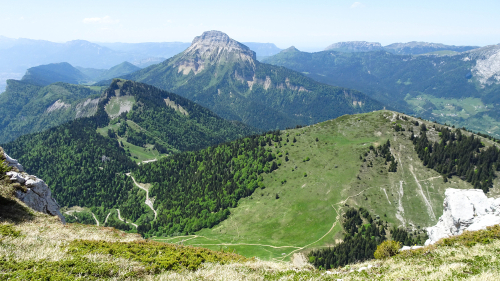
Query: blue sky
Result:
<box><xmin>1</xmin><ymin>0</ymin><xmax>499</xmax><ymax>50</ymax></box>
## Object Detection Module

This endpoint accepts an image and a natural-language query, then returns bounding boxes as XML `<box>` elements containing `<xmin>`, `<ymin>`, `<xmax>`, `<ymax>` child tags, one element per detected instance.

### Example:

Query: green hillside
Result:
<box><xmin>120</xmin><ymin>31</ymin><xmax>383</xmax><ymax>130</ymax></box>
<box><xmin>78</xmin><ymin>61</ymin><xmax>141</xmax><ymax>82</ymax></box>
<box><xmin>128</xmin><ymin>110</ymin><xmax>500</xmax><ymax>261</ymax></box>
<box><xmin>0</xmin><ymin>79</ymin><xmax>102</xmax><ymax>143</ymax></box>
<box><xmin>263</xmin><ymin>46</ymin><xmax>500</xmax><ymax>137</ymax></box>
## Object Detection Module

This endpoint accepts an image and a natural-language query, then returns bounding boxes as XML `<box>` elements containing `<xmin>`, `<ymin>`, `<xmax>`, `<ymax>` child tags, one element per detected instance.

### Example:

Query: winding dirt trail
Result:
<box><xmin>126</xmin><ymin>173</ymin><xmax>157</xmax><ymax>220</ymax></box>
<box><xmin>91</xmin><ymin>212</ymin><xmax>100</xmax><ymax>226</ymax></box>
<box><xmin>104</xmin><ymin>212</ymin><xmax>111</xmax><ymax>224</ymax></box>
<box><xmin>116</xmin><ymin>209</ymin><xmax>138</xmax><ymax>228</ymax></box>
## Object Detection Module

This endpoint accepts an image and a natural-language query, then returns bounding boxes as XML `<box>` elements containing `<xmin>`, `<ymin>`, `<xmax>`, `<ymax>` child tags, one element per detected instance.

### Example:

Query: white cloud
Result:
<box><xmin>83</xmin><ymin>16</ymin><xmax>119</xmax><ymax>24</ymax></box>
<box><xmin>350</xmin><ymin>2</ymin><xmax>365</xmax><ymax>9</ymax></box>
<box><xmin>19</xmin><ymin>16</ymin><xmax>24</xmax><ymax>20</ymax></box>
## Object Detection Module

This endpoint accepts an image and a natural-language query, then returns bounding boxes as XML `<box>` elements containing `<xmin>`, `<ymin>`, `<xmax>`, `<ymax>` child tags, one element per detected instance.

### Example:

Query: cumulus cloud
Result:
<box><xmin>83</xmin><ymin>16</ymin><xmax>119</xmax><ymax>24</ymax></box>
<box><xmin>350</xmin><ymin>2</ymin><xmax>365</xmax><ymax>8</ymax></box>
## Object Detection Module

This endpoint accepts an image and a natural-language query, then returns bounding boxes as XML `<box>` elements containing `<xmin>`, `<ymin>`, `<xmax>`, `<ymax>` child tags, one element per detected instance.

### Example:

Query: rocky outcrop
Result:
<box><xmin>3</xmin><ymin>152</ymin><xmax>24</xmax><ymax>172</ymax></box>
<box><xmin>1</xmin><ymin>149</ymin><xmax>65</xmax><ymax>223</ymax></box>
<box><xmin>425</xmin><ymin>188</ymin><xmax>500</xmax><ymax>245</ymax></box>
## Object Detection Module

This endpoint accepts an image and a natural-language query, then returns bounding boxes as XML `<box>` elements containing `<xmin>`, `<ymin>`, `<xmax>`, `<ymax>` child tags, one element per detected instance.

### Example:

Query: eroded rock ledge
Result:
<box><xmin>1</xmin><ymin>148</ymin><xmax>65</xmax><ymax>223</ymax></box>
<box><xmin>425</xmin><ymin>188</ymin><xmax>500</xmax><ymax>245</ymax></box>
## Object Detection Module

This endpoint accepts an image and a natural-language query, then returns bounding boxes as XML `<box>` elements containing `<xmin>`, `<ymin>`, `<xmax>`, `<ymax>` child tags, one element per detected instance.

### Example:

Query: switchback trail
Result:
<box><xmin>91</xmin><ymin>212</ymin><xmax>100</xmax><ymax>226</ymax></box>
<box><xmin>116</xmin><ymin>209</ymin><xmax>138</xmax><ymax>228</ymax></box>
<box><xmin>126</xmin><ymin>173</ymin><xmax>157</xmax><ymax>220</ymax></box>
<box><xmin>104</xmin><ymin>212</ymin><xmax>111</xmax><ymax>224</ymax></box>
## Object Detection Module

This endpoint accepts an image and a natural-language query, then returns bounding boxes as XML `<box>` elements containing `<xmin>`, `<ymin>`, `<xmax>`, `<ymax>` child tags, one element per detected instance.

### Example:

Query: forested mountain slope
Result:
<box><xmin>0</xmin><ymin>79</ymin><xmax>102</xmax><ymax>143</ymax></box>
<box><xmin>1</xmin><ymin>79</ymin><xmax>258</xmax><ymax>230</ymax></box>
<box><xmin>97</xmin><ymin>79</ymin><xmax>257</xmax><ymax>154</ymax></box>
<box><xmin>264</xmin><ymin>45</ymin><xmax>500</xmax><ymax>136</ymax></box>
<box><xmin>118</xmin><ymin>30</ymin><xmax>383</xmax><ymax>130</ymax></box>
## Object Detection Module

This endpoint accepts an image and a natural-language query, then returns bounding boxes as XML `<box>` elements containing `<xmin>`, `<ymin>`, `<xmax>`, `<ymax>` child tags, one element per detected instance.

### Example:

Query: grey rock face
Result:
<box><xmin>180</xmin><ymin>30</ymin><xmax>256</xmax><ymax>70</ymax></box>
<box><xmin>425</xmin><ymin>188</ymin><xmax>500</xmax><ymax>245</ymax></box>
<box><xmin>3</xmin><ymin>152</ymin><xmax>65</xmax><ymax>223</ymax></box>
<box><xmin>3</xmin><ymin>152</ymin><xmax>24</xmax><ymax>172</ymax></box>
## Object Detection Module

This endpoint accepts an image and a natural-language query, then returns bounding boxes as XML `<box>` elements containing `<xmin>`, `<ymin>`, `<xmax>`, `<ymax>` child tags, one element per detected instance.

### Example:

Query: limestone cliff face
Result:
<box><xmin>1</xmin><ymin>148</ymin><xmax>65</xmax><ymax>223</ymax></box>
<box><xmin>176</xmin><ymin>30</ymin><xmax>256</xmax><ymax>75</ymax></box>
<box><xmin>425</xmin><ymin>188</ymin><xmax>500</xmax><ymax>245</ymax></box>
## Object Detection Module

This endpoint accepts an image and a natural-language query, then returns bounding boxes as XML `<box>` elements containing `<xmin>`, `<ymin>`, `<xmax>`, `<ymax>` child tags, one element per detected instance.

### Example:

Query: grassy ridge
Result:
<box><xmin>152</xmin><ymin>111</ymin><xmax>478</xmax><ymax>260</ymax></box>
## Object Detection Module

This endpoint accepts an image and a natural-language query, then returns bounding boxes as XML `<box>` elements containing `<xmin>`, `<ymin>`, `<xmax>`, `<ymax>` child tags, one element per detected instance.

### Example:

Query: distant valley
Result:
<box><xmin>264</xmin><ymin>44</ymin><xmax>500</xmax><ymax>136</ymax></box>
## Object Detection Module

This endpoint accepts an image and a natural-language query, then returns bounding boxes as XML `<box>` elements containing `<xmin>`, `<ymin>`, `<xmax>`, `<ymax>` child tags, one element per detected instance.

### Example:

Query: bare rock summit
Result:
<box><xmin>177</xmin><ymin>31</ymin><xmax>256</xmax><ymax>74</ymax></box>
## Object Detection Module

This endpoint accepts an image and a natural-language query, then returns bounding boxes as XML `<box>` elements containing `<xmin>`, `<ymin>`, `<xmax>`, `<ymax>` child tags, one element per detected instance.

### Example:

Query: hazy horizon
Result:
<box><xmin>1</xmin><ymin>0</ymin><xmax>499</xmax><ymax>50</ymax></box>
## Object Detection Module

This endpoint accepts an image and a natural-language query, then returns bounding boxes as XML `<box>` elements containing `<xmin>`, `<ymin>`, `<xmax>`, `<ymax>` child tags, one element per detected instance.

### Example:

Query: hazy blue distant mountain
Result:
<box><xmin>99</xmin><ymin>41</ymin><xmax>283</xmax><ymax>62</ymax></box>
<box><xmin>0</xmin><ymin>38</ymin><xmax>134</xmax><ymax>72</ymax></box>
<box><xmin>130</xmin><ymin>57</ymin><xmax>166</xmax><ymax>68</ymax></box>
<box><xmin>97</xmin><ymin>42</ymin><xmax>191</xmax><ymax>59</ymax></box>
<box><xmin>77</xmin><ymin>62</ymin><xmax>141</xmax><ymax>81</ymax></box>
<box><xmin>384</xmin><ymin>42</ymin><xmax>479</xmax><ymax>55</ymax></box>
<box><xmin>324</xmin><ymin>41</ymin><xmax>384</xmax><ymax>52</ymax></box>
<box><xmin>120</xmin><ymin>31</ymin><xmax>383</xmax><ymax>130</ymax></box>
<box><xmin>322</xmin><ymin>41</ymin><xmax>479</xmax><ymax>55</ymax></box>
<box><xmin>19</xmin><ymin>61</ymin><xmax>141</xmax><ymax>87</ymax></box>
<box><xmin>242</xmin><ymin>42</ymin><xmax>282</xmax><ymax>59</ymax></box>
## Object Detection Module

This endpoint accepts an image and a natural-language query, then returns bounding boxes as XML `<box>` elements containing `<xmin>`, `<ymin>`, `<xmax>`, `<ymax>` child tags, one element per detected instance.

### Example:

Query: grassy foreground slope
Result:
<box><xmin>152</xmin><ymin>110</ymin><xmax>485</xmax><ymax>260</ymax></box>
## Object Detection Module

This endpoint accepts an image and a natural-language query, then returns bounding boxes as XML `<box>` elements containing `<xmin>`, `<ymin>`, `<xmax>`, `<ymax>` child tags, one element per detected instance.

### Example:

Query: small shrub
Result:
<box><xmin>0</xmin><ymin>224</ymin><xmax>21</xmax><ymax>237</ymax></box>
<box><xmin>0</xmin><ymin>159</ymin><xmax>12</xmax><ymax>176</ymax></box>
<box><xmin>374</xmin><ymin>240</ymin><xmax>401</xmax><ymax>259</ymax></box>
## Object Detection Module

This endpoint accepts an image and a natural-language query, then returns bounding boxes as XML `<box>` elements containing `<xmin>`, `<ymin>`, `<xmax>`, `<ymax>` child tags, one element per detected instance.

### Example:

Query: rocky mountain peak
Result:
<box><xmin>177</xmin><ymin>31</ymin><xmax>256</xmax><ymax>74</ymax></box>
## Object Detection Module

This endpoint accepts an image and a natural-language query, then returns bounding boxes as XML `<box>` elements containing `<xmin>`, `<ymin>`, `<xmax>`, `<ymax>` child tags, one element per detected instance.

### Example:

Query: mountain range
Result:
<box><xmin>117</xmin><ymin>31</ymin><xmax>383</xmax><ymax>130</ymax></box>
<box><xmin>263</xmin><ymin>44</ymin><xmax>500</xmax><ymax>136</ymax></box>
<box><xmin>0</xmin><ymin>36</ymin><xmax>283</xmax><ymax>93</ymax></box>
<box><xmin>324</xmin><ymin>41</ymin><xmax>479</xmax><ymax>55</ymax></box>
